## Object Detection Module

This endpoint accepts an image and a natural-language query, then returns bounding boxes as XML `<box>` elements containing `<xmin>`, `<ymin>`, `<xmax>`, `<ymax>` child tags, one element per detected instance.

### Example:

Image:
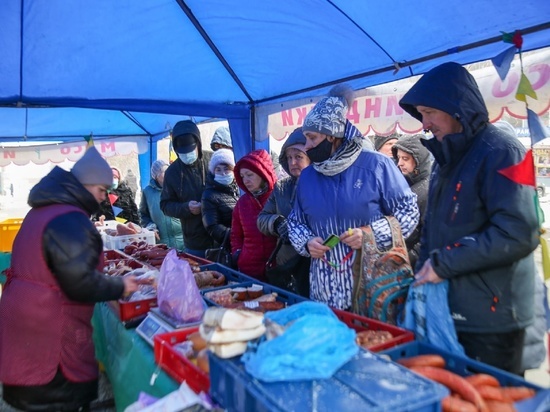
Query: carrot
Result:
<box><xmin>485</xmin><ymin>400</ymin><xmax>517</xmax><ymax>412</ymax></box>
<box><xmin>397</xmin><ymin>354</ymin><xmax>446</xmax><ymax>368</ymax></box>
<box><xmin>476</xmin><ymin>385</ymin><xmax>510</xmax><ymax>402</ymax></box>
<box><xmin>441</xmin><ymin>396</ymin><xmax>477</xmax><ymax>412</ymax></box>
<box><xmin>411</xmin><ymin>366</ymin><xmax>488</xmax><ymax>412</ymax></box>
<box><xmin>465</xmin><ymin>374</ymin><xmax>500</xmax><ymax>388</ymax></box>
<box><xmin>499</xmin><ymin>386</ymin><xmax>536</xmax><ymax>401</ymax></box>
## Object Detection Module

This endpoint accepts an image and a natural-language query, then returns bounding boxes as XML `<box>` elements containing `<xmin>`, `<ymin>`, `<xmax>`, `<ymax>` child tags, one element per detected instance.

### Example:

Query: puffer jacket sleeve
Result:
<box><xmin>257</xmin><ymin>188</ymin><xmax>281</xmax><ymax>236</ymax></box>
<box><xmin>43</xmin><ymin>212</ymin><xmax>125</xmax><ymax>302</ymax></box>
<box><xmin>117</xmin><ymin>184</ymin><xmax>141</xmax><ymax>225</ymax></box>
<box><xmin>201</xmin><ymin>189</ymin><xmax>230</xmax><ymax>245</ymax></box>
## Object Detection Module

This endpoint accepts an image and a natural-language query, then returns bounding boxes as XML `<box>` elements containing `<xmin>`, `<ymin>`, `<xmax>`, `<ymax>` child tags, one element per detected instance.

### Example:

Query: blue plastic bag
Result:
<box><xmin>242</xmin><ymin>302</ymin><xmax>359</xmax><ymax>382</ymax></box>
<box><xmin>402</xmin><ymin>281</ymin><xmax>465</xmax><ymax>355</ymax></box>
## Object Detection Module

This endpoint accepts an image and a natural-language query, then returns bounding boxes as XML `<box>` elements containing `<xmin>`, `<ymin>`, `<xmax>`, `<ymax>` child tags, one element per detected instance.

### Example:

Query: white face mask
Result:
<box><xmin>178</xmin><ymin>151</ymin><xmax>198</xmax><ymax>165</ymax></box>
<box><xmin>214</xmin><ymin>172</ymin><xmax>234</xmax><ymax>186</ymax></box>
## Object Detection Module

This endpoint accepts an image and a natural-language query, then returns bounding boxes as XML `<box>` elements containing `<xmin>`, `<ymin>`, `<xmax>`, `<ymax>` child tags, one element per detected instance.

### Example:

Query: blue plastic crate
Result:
<box><xmin>208</xmin><ymin>350</ymin><xmax>448</xmax><ymax>412</ymax></box>
<box><xmin>201</xmin><ymin>281</ymin><xmax>307</xmax><ymax>308</ymax></box>
<box><xmin>199</xmin><ymin>263</ymin><xmax>256</xmax><ymax>288</ymax></box>
<box><xmin>381</xmin><ymin>341</ymin><xmax>550</xmax><ymax>412</ymax></box>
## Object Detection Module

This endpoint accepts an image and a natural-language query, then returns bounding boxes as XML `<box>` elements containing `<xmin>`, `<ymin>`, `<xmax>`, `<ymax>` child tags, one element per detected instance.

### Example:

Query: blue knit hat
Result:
<box><xmin>302</xmin><ymin>84</ymin><xmax>355</xmax><ymax>138</ymax></box>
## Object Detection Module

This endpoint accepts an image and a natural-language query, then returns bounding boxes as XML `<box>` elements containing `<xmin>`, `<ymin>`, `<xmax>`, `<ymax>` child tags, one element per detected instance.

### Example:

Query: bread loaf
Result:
<box><xmin>202</xmin><ymin>307</ymin><xmax>264</xmax><ymax>330</ymax></box>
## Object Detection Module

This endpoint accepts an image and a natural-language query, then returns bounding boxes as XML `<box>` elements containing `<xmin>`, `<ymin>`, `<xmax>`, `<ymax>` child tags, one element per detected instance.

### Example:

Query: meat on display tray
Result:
<box><xmin>381</xmin><ymin>341</ymin><xmax>550</xmax><ymax>412</ymax></box>
<box><xmin>154</xmin><ymin>326</ymin><xmax>210</xmax><ymax>394</ymax></box>
<box><xmin>201</xmin><ymin>281</ymin><xmax>307</xmax><ymax>311</ymax></box>
<box><xmin>198</xmin><ymin>263</ymin><xmax>257</xmax><ymax>291</ymax></box>
<box><xmin>103</xmin><ymin>249</ymin><xmax>157</xmax><ymax>323</ymax></box>
<box><xmin>332</xmin><ymin>308</ymin><xmax>414</xmax><ymax>352</ymax></box>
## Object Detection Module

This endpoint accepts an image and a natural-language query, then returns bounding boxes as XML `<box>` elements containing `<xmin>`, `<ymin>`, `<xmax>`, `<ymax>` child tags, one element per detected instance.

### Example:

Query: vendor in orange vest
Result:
<box><xmin>0</xmin><ymin>146</ymin><xmax>138</xmax><ymax>411</ymax></box>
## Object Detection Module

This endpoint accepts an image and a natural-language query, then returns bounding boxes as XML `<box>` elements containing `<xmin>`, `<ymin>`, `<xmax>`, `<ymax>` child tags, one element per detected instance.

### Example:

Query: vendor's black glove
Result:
<box><xmin>275</xmin><ymin>216</ymin><xmax>289</xmax><ymax>241</ymax></box>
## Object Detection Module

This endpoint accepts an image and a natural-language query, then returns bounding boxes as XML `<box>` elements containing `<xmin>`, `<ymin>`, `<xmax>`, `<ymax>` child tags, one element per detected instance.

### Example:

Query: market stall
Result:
<box><xmin>91</xmin><ymin>303</ymin><xmax>179</xmax><ymax>410</ymax></box>
<box><xmin>89</xmin><ymin>237</ymin><xmax>550</xmax><ymax>412</ymax></box>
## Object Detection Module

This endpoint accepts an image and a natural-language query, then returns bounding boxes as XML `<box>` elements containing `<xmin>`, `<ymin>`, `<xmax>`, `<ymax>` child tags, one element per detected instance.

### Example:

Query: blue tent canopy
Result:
<box><xmin>1</xmin><ymin>0</ymin><xmax>549</xmax><ymax>175</ymax></box>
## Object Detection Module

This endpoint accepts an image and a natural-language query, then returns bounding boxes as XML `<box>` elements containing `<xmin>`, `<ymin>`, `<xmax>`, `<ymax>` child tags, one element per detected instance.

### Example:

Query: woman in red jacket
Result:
<box><xmin>231</xmin><ymin>149</ymin><xmax>277</xmax><ymax>281</ymax></box>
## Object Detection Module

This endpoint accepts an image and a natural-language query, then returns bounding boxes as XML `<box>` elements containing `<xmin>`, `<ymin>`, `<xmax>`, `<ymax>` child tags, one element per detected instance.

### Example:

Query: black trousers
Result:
<box><xmin>3</xmin><ymin>368</ymin><xmax>97</xmax><ymax>412</ymax></box>
<box><xmin>457</xmin><ymin>328</ymin><xmax>526</xmax><ymax>376</ymax></box>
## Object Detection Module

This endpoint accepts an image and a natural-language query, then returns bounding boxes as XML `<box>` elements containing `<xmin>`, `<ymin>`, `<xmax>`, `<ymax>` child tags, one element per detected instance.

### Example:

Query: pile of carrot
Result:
<box><xmin>397</xmin><ymin>355</ymin><xmax>536</xmax><ymax>412</ymax></box>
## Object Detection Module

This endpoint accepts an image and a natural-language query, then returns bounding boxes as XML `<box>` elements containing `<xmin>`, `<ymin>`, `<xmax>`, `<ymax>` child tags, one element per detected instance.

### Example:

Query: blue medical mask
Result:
<box><xmin>178</xmin><ymin>151</ymin><xmax>198</xmax><ymax>165</ymax></box>
<box><xmin>111</xmin><ymin>179</ymin><xmax>119</xmax><ymax>190</ymax></box>
<box><xmin>214</xmin><ymin>172</ymin><xmax>234</xmax><ymax>186</ymax></box>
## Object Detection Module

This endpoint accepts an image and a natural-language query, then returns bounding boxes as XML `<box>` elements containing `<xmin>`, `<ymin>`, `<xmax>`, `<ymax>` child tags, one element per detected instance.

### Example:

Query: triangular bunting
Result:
<box><xmin>108</xmin><ymin>193</ymin><xmax>119</xmax><ymax>205</ymax></box>
<box><xmin>501</xmin><ymin>30</ymin><xmax>523</xmax><ymax>49</ymax></box>
<box><xmin>515</xmin><ymin>73</ymin><xmax>537</xmax><ymax>102</ymax></box>
<box><xmin>112</xmin><ymin>206</ymin><xmax>123</xmax><ymax>217</ymax></box>
<box><xmin>491</xmin><ymin>46</ymin><xmax>516</xmax><ymax>81</ymax></box>
<box><xmin>528</xmin><ymin>109</ymin><xmax>550</xmax><ymax>145</ymax></box>
<box><xmin>497</xmin><ymin>149</ymin><xmax>535</xmax><ymax>187</ymax></box>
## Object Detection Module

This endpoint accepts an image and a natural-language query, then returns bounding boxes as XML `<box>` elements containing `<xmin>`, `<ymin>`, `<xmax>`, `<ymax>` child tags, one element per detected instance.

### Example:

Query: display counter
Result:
<box><xmin>92</xmin><ymin>303</ymin><xmax>179</xmax><ymax>411</ymax></box>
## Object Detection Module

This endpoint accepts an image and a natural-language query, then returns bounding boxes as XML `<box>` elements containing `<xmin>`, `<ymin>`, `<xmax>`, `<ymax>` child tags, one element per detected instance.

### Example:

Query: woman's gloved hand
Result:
<box><xmin>275</xmin><ymin>216</ymin><xmax>289</xmax><ymax>241</ymax></box>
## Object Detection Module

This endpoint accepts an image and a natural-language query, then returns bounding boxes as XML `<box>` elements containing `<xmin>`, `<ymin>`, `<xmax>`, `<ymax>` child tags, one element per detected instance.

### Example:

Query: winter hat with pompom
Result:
<box><xmin>302</xmin><ymin>84</ymin><xmax>355</xmax><ymax>138</ymax></box>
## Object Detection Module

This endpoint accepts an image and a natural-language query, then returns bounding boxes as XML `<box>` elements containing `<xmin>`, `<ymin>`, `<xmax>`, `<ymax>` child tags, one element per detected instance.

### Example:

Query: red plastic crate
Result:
<box><xmin>332</xmin><ymin>308</ymin><xmax>414</xmax><ymax>352</ymax></box>
<box><xmin>108</xmin><ymin>297</ymin><xmax>158</xmax><ymax>322</ymax></box>
<box><xmin>154</xmin><ymin>327</ymin><xmax>210</xmax><ymax>394</ymax></box>
<box><xmin>178</xmin><ymin>252</ymin><xmax>212</xmax><ymax>266</ymax></box>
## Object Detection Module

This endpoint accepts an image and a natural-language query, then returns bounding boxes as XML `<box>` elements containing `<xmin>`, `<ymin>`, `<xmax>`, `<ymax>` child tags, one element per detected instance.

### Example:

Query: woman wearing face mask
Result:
<box><xmin>93</xmin><ymin>166</ymin><xmax>141</xmax><ymax>225</ymax></box>
<box><xmin>287</xmin><ymin>84</ymin><xmax>419</xmax><ymax>310</ymax></box>
<box><xmin>257</xmin><ymin>127</ymin><xmax>312</xmax><ymax>297</ymax></box>
<box><xmin>139</xmin><ymin>160</ymin><xmax>185</xmax><ymax>250</ymax></box>
<box><xmin>231</xmin><ymin>149</ymin><xmax>278</xmax><ymax>281</ymax></box>
<box><xmin>201</xmin><ymin>149</ymin><xmax>239</xmax><ymax>250</ymax></box>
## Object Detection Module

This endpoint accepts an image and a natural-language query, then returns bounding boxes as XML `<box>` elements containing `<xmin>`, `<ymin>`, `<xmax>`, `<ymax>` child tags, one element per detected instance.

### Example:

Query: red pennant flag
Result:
<box><xmin>512</xmin><ymin>30</ymin><xmax>523</xmax><ymax>49</ymax></box>
<box><xmin>108</xmin><ymin>193</ymin><xmax>119</xmax><ymax>205</ymax></box>
<box><xmin>498</xmin><ymin>149</ymin><xmax>535</xmax><ymax>187</ymax></box>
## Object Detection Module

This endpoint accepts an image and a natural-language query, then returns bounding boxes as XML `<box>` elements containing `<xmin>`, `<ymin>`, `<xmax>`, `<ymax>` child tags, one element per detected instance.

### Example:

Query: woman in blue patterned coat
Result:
<box><xmin>288</xmin><ymin>84</ymin><xmax>419</xmax><ymax>309</ymax></box>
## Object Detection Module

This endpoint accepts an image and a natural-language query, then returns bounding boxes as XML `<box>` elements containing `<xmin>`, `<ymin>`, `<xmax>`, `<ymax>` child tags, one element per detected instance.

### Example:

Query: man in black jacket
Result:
<box><xmin>400</xmin><ymin>62</ymin><xmax>539</xmax><ymax>375</ymax></box>
<box><xmin>161</xmin><ymin>120</ymin><xmax>214</xmax><ymax>257</ymax></box>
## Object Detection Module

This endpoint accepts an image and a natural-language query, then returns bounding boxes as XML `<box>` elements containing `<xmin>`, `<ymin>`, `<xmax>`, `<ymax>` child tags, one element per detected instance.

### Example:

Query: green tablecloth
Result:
<box><xmin>92</xmin><ymin>303</ymin><xmax>179</xmax><ymax>411</ymax></box>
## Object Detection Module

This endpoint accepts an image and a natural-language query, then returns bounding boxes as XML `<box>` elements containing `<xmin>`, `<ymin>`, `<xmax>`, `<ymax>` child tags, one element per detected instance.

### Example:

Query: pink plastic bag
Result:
<box><xmin>157</xmin><ymin>249</ymin><xmax>205</xmax><ymax>323</ymax></box>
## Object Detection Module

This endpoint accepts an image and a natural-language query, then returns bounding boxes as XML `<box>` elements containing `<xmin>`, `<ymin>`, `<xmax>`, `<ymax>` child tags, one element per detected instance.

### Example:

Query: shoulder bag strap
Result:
<box><xmin>215</xmin><ymin>230</ymin><xmax>230</xmax><ymax>261</ymax></box>
<box><xmin>386</xmin><ymin>216</ymin><xmax>407</xmax><ymax>250</ymax></box>
<box><xmin>266</xmin><ymin>238</ymin><xmax>284</xmax><ymax>268</ymax></box>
